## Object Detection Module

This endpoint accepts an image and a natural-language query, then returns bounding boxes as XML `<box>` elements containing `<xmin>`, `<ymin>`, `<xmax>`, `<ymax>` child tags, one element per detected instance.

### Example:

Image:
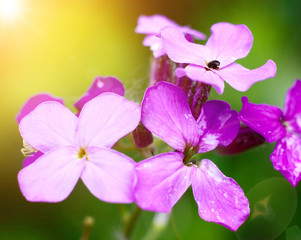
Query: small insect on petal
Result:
<box><xmin>207</xmin><ymin>60</ymin><xmax>220</xmax><ymax>70</ymax></box>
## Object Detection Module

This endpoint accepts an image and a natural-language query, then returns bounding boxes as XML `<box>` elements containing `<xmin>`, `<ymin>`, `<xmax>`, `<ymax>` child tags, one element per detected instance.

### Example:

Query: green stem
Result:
<box><xmin>141</xmin><ymin>212</ymin><xmax>170</xmax><ymax>240</ymax></box>
<box><xmin>79</xmin><ymin>216</ymin><xmax>94</xmax><ymax>240</ymax></box>
<box><xmin>123</xmin><ymin>204</ymin><xmax>142</xmax><ymax>239</ymax></box>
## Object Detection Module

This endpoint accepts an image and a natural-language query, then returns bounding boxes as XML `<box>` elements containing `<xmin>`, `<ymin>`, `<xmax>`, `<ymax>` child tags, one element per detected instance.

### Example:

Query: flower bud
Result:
<box><xmin>215</xmin><ymin>125</ymin><xmax>265</xmax><ymax>155</ymax></box>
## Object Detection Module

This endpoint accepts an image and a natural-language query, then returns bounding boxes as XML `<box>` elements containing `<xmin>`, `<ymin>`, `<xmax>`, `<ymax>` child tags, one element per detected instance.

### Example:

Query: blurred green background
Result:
<box><xmin>1</xmin><ymin>0</ymin><xmax>301</xmax><ymax>239</ymax></box>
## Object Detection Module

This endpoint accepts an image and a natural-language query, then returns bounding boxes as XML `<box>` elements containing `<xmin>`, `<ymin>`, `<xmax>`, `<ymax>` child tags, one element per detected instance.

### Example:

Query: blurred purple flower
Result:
<box><xmin>161</xmin><ymin>22</ymin><xmax>277</xmax><ymax>94</ymax></box>
<box><xmin>18</xmin><ymin>93</ymin><xmax>140</xmax><ymax>203</ymax></box>
<box><xmin>136</xmin><ymin>14</ymin><xmax>205</xmax><ymax>58</ymax></box>
<box><xmin>239</xmin><ymin>80</ymin><xmax>301</xmax><ymax>187</ymax></box>
<box><xmin>134</xmin><ymin>82</ymin><xmax>249</xmax><ymax>231</ymax></box>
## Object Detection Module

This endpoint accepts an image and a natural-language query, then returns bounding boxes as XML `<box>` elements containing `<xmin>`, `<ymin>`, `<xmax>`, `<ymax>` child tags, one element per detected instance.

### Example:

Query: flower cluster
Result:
<box><xmin>16</xmin><ymin>14</ymin><xmax>300</xmax><ymax>233</ymax></box>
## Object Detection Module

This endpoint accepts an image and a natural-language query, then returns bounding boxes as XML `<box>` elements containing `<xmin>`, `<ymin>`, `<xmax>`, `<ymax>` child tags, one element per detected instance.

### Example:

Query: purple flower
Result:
<box><xmin>134</xmin><ymin>82</ymin><xmax>249</xmax><ymax>231</ymax></box>
<box><xmin>136</xmin><ymin>14</ymin><xmax>206</xmax><ymax>58</ymax></box>
<box><xmin>18</xmin><ymin>93</ymin><xmax>140</xmax><ymax>203</ymax></box>
<box><xmin>239</xmin><ymin>80</ymin><xmax>301</xmax><ymax>187</ymax></box>
<box><xmin>74</xmin><ymin>76</ymin><xmax>125</xmax><ymax>112</ymax></box>
<box><xmin>161</xmin><ymin>22</ymin><xmax>277</xmax><ymax>94</ymax></box>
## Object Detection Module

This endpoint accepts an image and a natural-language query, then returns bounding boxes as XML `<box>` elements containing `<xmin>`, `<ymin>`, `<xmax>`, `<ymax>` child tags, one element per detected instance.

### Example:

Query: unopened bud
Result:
<box><xmin>149</xmin><ymin>55</ymin><xmax>177</xmax><ymax>86</ymax></box>
<box><xmin>215</xmin><ymin>125</ymin><xmax>265</xmax><ymax>155</ymax></box>
<box><xmin>132</xmin><ymin>122</ymin><xmax>153</xmax><ymax>148</ymax></box>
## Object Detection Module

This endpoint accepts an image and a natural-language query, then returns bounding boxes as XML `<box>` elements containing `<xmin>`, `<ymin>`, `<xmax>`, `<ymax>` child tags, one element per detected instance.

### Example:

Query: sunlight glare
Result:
<box><xmin>0</xmin><ymin>0</ymin><xmax>21</xmax><ymax>20</ymax></box>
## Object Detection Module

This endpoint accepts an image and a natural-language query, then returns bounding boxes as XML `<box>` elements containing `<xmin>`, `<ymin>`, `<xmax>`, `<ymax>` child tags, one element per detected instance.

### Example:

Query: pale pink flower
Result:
<box><xmin>18</xmin><ymin>93</ymin><xmax>140</xmax><ymax>203</ymax></box>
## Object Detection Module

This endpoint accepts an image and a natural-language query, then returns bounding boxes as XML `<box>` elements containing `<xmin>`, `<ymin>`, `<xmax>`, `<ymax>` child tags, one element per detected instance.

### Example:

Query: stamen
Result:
<box><xmin>183</xmin><ymin>146</ymin><xmax>199</xmax><ymax>166</ymax></box>
<box><xmin>21</xmin><ymin>139</ymin><xmax>37</xmax><ymax>157</ymax></box>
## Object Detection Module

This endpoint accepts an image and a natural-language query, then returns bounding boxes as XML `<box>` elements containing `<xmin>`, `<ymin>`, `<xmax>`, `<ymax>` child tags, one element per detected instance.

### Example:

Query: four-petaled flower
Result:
<box><xmin>136</xmin><ymin>14</ymin><xmax>206</xmax><ymax>58</ymax></box>
<box><xmin>239</xmin><ymin>80</ymin><xmax>301</xmax><ymax>187</ymax></box>
<box><xmin>161</xmin><ymin>22</ymin><xmax>277</xmax><ymax>94</ymax></box>
<box><xmin>134</xmin><ymin>82</ymin><xmax>250</xmax><ymax>231</ymax></box>
<box><xmin>18</xmin><ymin>93</ymin><xmax>140</xmax><ymax>203</ymax></box>
<box><xmin>17</xmin><ymin>76</ymin><xmax>125</xmax><ymax>167</ymax></box>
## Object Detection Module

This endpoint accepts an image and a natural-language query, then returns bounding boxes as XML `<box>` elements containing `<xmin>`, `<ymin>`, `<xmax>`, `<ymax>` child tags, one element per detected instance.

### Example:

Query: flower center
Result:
<box><xmin>207</xmin><ymin>60</ymin><xmax>220</xmax><ymax>70</ymax></box>
<box><xmin>78</xmin><ymin>148</ymin><xmax>88</xmax><ymax>160</ymax></box>
<box><xmin>183</xmin><ymin>146</ymin><xmax>199</xmax><ymax>167</ymax></box>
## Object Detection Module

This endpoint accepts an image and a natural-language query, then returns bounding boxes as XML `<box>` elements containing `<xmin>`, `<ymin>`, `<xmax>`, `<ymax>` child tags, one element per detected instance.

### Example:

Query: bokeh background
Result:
<box><xmin>1</xmin><ymin>0</ymin><xmax>301</xmax><ymax>239</ymax></box>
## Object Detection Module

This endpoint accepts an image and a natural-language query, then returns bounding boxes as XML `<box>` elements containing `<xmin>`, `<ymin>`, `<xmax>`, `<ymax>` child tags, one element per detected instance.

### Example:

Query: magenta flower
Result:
<box><xmin>134</xmin><ymin>82</ymin><xmax>249</xmax><ymax>231</ymax></box>
<box><xmin>74</xmin><ymin>76</ymin><xmax>125</xmax><ymax>112</ymax></box>
<box><xmin>136</xmin><ymin>14</ymin><xmax>205</xmax><ymax>58</ymax></box>
<box><xmin>18</xmin><ymin>93</ymin><xmax>140</xmax><ymax>203</ymax></box>
<box><xmin>161</xmin><ymin>22</ymin><xmax>277</xmax><ymax>94</ymax></box>
<box><xmin>239</xmin><ymin>80</ymin><xmax>301</xmax><ymax>187</ymax></box>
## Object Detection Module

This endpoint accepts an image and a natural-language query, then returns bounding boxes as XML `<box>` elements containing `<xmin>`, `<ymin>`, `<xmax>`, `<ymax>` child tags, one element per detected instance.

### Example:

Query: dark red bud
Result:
<box><xmin>132</xmin><ymin>122</ymin><xmax>153</xmax><ymax>148</ymax></box>
<box><xmin>215</xmin><ymin>125</ymin><xmax>265</xmax><ymax>155</ymax></box>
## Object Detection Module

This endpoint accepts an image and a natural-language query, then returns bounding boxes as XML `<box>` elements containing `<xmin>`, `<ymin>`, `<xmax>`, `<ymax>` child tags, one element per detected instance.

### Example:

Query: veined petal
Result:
<box><xmin>206</xmin><ymin>22</ymin><xmax>253</xmax><ymax>67</ymax></box>
<box><xmin>181</xmin><ymin>65</ymin><xmax>225</xmax><ymax>94</ymax></box>
<box><xmin>197</xmin><ymin>100</ymin><xmax>240</xmax><ymax>153</ymax></box>
<box><xmin>134</xmin><ymin>152</ymin><xmax>191</xmax><ymax>212</ymax></box>
<box><xmin>19</xmin><ymin>102</ymin><xmax>78</xmax><ymax>153</ymax></box>
<box><xmin>161</xmin><ymin>27</ymin><xmax>211</xmax><ymax>67</ymax></box>
<box><xmin>270</xmin><ymin>132</ymin><xmax>301</xmax><ymax>187</ymax></box>
<box><xmin>191</xmin><ymin>159</ymin><xmax>249</xmax><ymax>231</ymax></box>
<box><xmin>77</xmin><ymin>93</ymin><xmax>140</xmax><ymax>148</ymax></box>
<box><xmin>239</xmin><ymin>97</ymin><xmax>286</xmax><ymax>143</ymax></box>
<box><xmin>141</xmin><ymin>82</ymin><xmax>199</xmax><ymax>152</ymax></box>
<box><xmin>217</xmin><ymin>61</ymin><xmax>277</xmax><ymax>92</ymax></box>
<box><xmin>16</xmin><ymin>93</ymin><xmax>64</xmax><ymax>124</ymax></box>
<box><xmin>74</xmin><ymin>76</ymin><xmax>125</xmax><ymax>112</ymax></box>
<box><xmin>81</xmin><ymin>147</ymin><xmax>136</xmax><ymax>203</ymax></box>
<box><xmin>283</xmin><ymin>80</ymin><xmax>301</xmax><ymax>133</ymax></box>
<box><xmin>18</xmin><ymin>146</ymin><xmax>84</xmax><ymax>202</ymax></box>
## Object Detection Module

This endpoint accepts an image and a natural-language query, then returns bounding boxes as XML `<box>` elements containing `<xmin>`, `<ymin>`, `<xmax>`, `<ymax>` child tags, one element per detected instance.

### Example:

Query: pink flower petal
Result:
<box><xmin>197</xmin><ymin>100</ymin><xmax>240</xmax><ymax>153</ymax></box>
<box><xmin>283</xmin><ymin>80</ymin><xmax>301</xmax><ymax>133</ymax></box>
<box><xmin>18</xmin><ymin>146</ymin><xmax>84</xmax><ymax>202</ymax></box>
<box><xmin>239</xmin><ymin>97</ymin><xmax>286</xmax><ymax>143</ymax></box>
<box><xmin>217</xmin><ymin>60</ymin><xmax>277</xmax><ymax>92</ymax></box>
<box><xmin>191</xmin><ymin>159</ymin><xmax>250</xmax><ymax>231</ymax></box>
<box><xmin>205</xmin><ymin>22</ymin><xmax>253</xmax><ymax>68</ymax></box>
<box><xmin>81</xmin><ymin>147</ymin><xmax>136</xmax><ymax>203</ymax></box>
<box><xmin>161</xmin><ymin>27</ymin><xmax>211</xmax><ymax>67</ymax></box>
<box><xmin>136</xmin><ymin>14</ymin><xmax>205</xmax><ymax>40</ymax></box>
<box><xmin>134</xmin><ymin>152</ymin><xmax>191</xmax><ymax>212</ymax></box>
<box><xmin>181</xmin><ymin>64</ymin><xmax>225</xmax><ymax>94</ymax></box>
<box><xmin>141</xmin><ymin>82</ymin><xmax>200</xmax><ymax>152</ymax></box>
<box><xmin>136</xmin><ymin>14</ymin><xmax>179</xmax><ymax>34</ymax></box>
<box><xmin>19</xmin><ymin>102</ymin><xmax>78</xmax><ymax>153</ymax></box>
<box><xmin>16</xmin><ymin>93</ymin><xmax>64</xmax><ymax>124</ymax></box>
<box><xmin>23</xmin><ymin>151</ymin><xmax>44</xmax><ymax>168</ymax></box>
<box><xmin>76</xmin><ymin>93</ymin><xmax>140</xmax><ymax>148</ymax></box>
<box><xmin>74</xmin><ymin>76</ymin><xmax>125</xmax><ymax>112</ymax></box>
<box><xmin>143</xmin><ymin>35</ymin><xmax>166</xmax><ymax>58</ymax></box>
<box><xmin>270</xmin><ymin>132</ymin><xmax>301</xmax><ymax>187</ymax></box>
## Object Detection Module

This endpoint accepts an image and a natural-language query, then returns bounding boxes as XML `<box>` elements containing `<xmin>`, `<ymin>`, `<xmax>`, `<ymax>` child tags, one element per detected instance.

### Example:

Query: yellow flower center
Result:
<box><xmin>78</xmin><ymin>148</ymin><xmax>88</xmax><ymax>160</ymax></box>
